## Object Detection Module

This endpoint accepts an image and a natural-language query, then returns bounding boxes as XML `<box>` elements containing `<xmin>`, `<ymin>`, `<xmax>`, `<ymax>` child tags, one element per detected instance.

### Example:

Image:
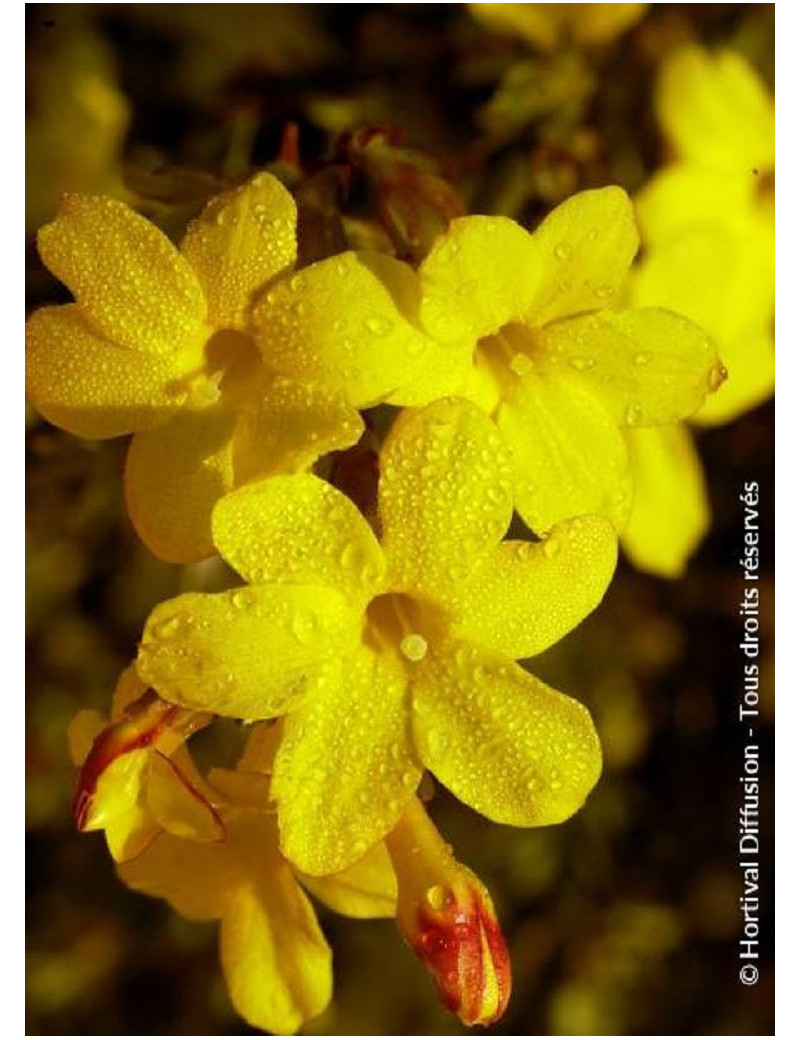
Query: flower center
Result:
<box><xmin>365</xmin><ymin>593</ymin><xmax>431</xmax><ymax>662</ymax></box>
<box><xmin>476</xmin><ymin>322</ymin><xmax>539</xmax><ymax>397</ymax></box>
<box><xmin>168</xmin><ymin>328</ymin><xmax>262</xmax><ymax>408</ymax></box>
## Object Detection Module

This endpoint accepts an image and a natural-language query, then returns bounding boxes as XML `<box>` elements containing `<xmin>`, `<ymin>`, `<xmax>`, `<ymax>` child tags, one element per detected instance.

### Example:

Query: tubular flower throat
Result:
<box><xmin>137</xmin><ymin>396</ymin><xmax>617</xmax><ymax>877</ymax></box>
<box><xmin>252</xmin><ymin>185</ymin><xmax>726</xmax><ymax>536</ymax></box>
<box><xmin>623</xmin><ymin>45</ymin><xmax>774</xmax><ymax>577</ymax></box>
<box><xmin>72</xmin><ymin>678</ymin><xmax>397</xmax><ymax>1036</ymax></box>
<box><xmin>25</xmin><ymin>171</ymin><xmax>366</xmax><ymax>563</ymax></box>
<box><xmin>386</xmin><ymin>798</ymin><xmax>511</xmax><ymax>1027</ymax></box>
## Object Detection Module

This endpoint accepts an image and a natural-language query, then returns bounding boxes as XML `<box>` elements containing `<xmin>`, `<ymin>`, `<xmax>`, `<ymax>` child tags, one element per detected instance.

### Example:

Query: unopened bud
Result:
<box><xmin>386</xmin><ymin>799</ymin><xmax>511</xmax><ymax>1026</ymax></box>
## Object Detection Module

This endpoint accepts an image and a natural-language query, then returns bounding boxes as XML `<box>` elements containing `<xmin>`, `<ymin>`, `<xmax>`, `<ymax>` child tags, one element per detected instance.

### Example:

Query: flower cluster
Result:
<box><xmin>28</xmin><ymin>140</ymin><xmax>729</xmax><ymax>1027</ymax></box>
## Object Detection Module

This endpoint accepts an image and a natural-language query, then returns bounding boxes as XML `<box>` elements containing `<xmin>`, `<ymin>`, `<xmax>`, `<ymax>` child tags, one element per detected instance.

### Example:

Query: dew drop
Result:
<box><xmin>364</xmin><ymin>315</ymin><xmax>392</xmax><ymax>336</ymax></box>
<box><xmin>400</xmin><ymin>633</ymin><xmax>428</xmax><ymax>662</ymax></box>
<box><xmin>425</xmin><ymin>885</ymin><xmax>449</xmax><ymax>911</ymax></box>
<box><xmin>707</xmin><ymin>361</ymin><xmax>728</xmax><ymax>392</ymax></box>
<box><xmin>595</xmin><ymin>284</ymin><xmax>614</xmax><ymax>300</ymax></box>
<box><xmin>625</xmin><ymin>403</ymin><xmax>643</xmax><ymax>425</ymax></box>
<box><xmin>634</xmin><ymin>351</ymin><xmax>653</xmax><ymax>366</ymax></box>
<box><xmin>553</xmin><ymin>242</ymin><xmax>573</xmax><ymax>261</ymax></box>
<box><xmin>510</xmin><ymin>353</ymin><xmax>534</xmax><ymax>378</ymax></box>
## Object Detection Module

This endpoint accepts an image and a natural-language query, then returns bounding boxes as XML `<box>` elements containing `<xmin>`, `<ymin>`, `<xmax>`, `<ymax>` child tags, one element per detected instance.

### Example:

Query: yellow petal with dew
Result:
<box><xmin>181</xmin><ymin>171</ymin><xmax>297</xmax><ymax>329</ymax></box>
<box><xmin>124</xmin><ymin>404</ymin><xmax>236</xmax><ymax>564</ymax></box>
<box><xmin>25</xmin><ymin>305</ymin><xmax>191</xmax><ymax>438</ymax></box>
<box><xmin>621</xmin><ymin>425</ymin><xmax>710</xmax><ymax>578</ymax></box>
<box><xmin>526</xmin><ymin>186</ymin><xmax>638</xmax><ymax>326</ymax></box>
<box><xmin>379</xmin><ymin>398</ymin><xmax>513</xmax><ymax>601</ymax></box>
<box><xmin>144</xmin><ymin>751</ymin><xmax>225</xmax><ymax>842</ymax></box>
<box><xmin>105</xmin><ymin>805</ymin><xmax>160</xmax><ymax>864</ymax></box>
<box><xmin>540</xmin><ymin>307</ymin><xmax>723</xmax><ymax>426</ymax></box>
<box><xmin>272</xmin><ymin>647</ymin><xmax>421</xmax><ymax>876</ymax></box>
<box><xmin>213</xmin><ymin>474</ymin><xmax>385</xmax><ymax>600</ymax></box>
<box><xmin>220</xmin><ymin>813</ymin><xmax>332</xmax><ymax>1035</ymax></box>
<box><xmin>411</xmin><ymin>641</ymin><xmax>601</xmax><ymax>826</ymax></box>
<box><xmin>449</xmin><ymin>516</ymin><xmax>618</xmax><ymax>659</ymax></box>
<box><xmin>37</xmin><ymin>194</ymin><xmax>207</xmax><ymax>353</ymax></box>
<box><xmin>300</xmin><ymin>843</ymin><xmax>398</xmax><ymax>919</ymax></box>
<box><xmin>418</xmin><ymin>216</ymin><xmax>541</xmax><ymax>345</ymax></box>
<box><xmin>252</xmin><ymin>251</ymin><xmax>447</xmax><ymax>407</ymax></box>
<box><xmin>137</xmin><ymin>585</ymin><xmax>358</xmax><ymax>720</ymax></box>
<box><xmin>117</xmin><ymin>829</ymin><xmax>231</xmax><ymax>921</ymax></box>
<box><xmin>497</xmin><ymin>368</ymin><xmax>632</xmax><ymax>532</ymax></box>
<box><xmin>655</xmin><ymin>46</ymin><xmax>774</xmax><ymax>171</ymax></box>
<box><xmin>232</xmin><ymin>376</ymin><xmax>363</xmax><ymax>485</ymax></box>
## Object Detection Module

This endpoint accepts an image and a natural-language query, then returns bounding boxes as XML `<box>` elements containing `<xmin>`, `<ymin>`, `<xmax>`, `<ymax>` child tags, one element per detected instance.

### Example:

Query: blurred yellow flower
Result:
<box><xmin>469</xmin><ymin>3</ymin><xmax>647</xmax><ymax>51</ymax></box>
<box><xmin>624</xmin><ymin>46</ymin><xmax>774</xmax><ymax>576</ymax></box>
<box><xmin>26</xmin><ymin>173</ymin><xmax>363</xmax><ymax>563</ymax></box>
<box><xmin>137</xmin><ymin>398</ymin><xmax>616</xmax><ymax>875</ymax></box>
<box><xmin>264</xmin><ymin>187</ymin><xmax>724</xmax><ymax>534</ymax></box>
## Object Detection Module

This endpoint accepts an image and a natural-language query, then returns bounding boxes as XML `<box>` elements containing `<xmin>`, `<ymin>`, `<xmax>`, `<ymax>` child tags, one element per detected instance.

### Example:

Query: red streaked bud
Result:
<box><xmin>386</xmin><ymin>799</ymin><xmax>512</xmax><ymax>1026</ymax></box>
<box><xmin>73</xmin><ymin>689</ymin><xmax>212</xmax><ymax>832</ymax></box>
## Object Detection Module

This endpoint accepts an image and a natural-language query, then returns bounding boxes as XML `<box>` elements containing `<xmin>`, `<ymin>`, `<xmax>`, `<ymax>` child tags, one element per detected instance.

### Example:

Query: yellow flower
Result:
<box><xmin>26</xmin><ymin>172</ymin><xmax>364</xmax><ymax>563</ymax></box>
<box><xmin>137</xmin><ymin>397</ymin><xmax>616</xmax><ymax>875</ymax></box>
<box><xmin>257</xmin><ymin>186</ymin><xmax>724</xmax><ymax>534</ymax></box>
<box><xmin>69</xmin><ymin>666</ymin><xmax>221</xmax><ymax>862</ymax></box>
<box><xmin>73</xmin><ymin>678</ymin><xmax>397</xmax><ymax>1034</ymax></box>
<box><xmin>386</xmin><ymin>798</ymin><xmax>511</xmax><ymax>1027</ymax></box>
<box><xmin>469</xmin><ymin>3</ymin><xmax>647</xmax><ymax>51</ymax></box>
<box><xmin>623</xmin><ymin>46</ymin><xmax>774</xmax><ymax>576</ymax></box>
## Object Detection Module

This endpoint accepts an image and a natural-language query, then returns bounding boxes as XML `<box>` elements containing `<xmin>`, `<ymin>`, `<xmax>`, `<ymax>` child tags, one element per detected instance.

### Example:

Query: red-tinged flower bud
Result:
<box><xmin>386</xmin><ymin>798</ymin><xmax>512</xmax><ymax>1027</ymax></box>
<box><xmin>73</xmin><ymin>688</ymin><xmax>211</xmax><ymax>831</ymax></box>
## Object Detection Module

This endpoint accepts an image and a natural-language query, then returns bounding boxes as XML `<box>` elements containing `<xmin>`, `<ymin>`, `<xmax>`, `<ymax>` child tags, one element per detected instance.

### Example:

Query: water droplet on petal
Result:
<box><xmin>634</xmin><ymin>351</ymin><xmax>653</xmax><ymax>366</ymax></box>
<box><xmin>510</xmin><ymin>353</ymin><xmax>533</xmax><ymax>378</ymax></box>
<box><xmin>595</xmin><ymin>284</ymin><xmax>614</xmax><ymax>300</ymax></box>
<box><xmin>425</xmin><ymin>884</ymin><xmax>449</xmax><ymax>911</ymax></box>
<box><xmin>400</xmin><ymin>633</ymin><xmax>428</xmax><ymax>662</ymax></box>
<box><xmin>553</xmin><ymin>242</ymin><xmax>573</xmax><ymax>261</ymax></box>
<box><xmin>625</xmin><ymin>403</ymin><xmax>643</xmax><ymax>425</ymax></box>
<box><xmin>707</xmin><ymin>361</ymin><xmax>728</xmax><ymax>392</ymax></box>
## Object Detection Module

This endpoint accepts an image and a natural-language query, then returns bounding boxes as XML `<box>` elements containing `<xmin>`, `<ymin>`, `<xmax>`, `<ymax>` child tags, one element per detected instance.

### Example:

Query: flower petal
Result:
<box><xmin>418</xmin><ymin>216</ymin><xmax>541</xmax><ymax>343</ymax></box>
<box><xmin>621</xmin><ymin>425</ymin><xmax>710</xmax><ymax>577</ymax></box>
<box><xmin>526</xmin><ymin>186</ymin><xmax>639</xmax><ymax>325</ymax></box>
<box><xmin>220</xmin><ymin>837</ymin><xmax>332</xmax><ymax>1035</ymax></box>
<box><xmin>67</xmin><ymin>709</ymin><xmax>106</xmax><ymax>766</ymax></box>
<box><xmin>181</xmin><ymin>171</ymin><xmax>297</xmax><ymax>329</ymax></box>
<box><xmin>232</xmin><ymin>377</ymin><xmax>363</xmax><ymax>485</ymax></box>
<box><xmin>379</xmin><ymin>398</ymin><xmax>513</xmax><ymax>600</ymax></box>
<box><xmin>117</xmin><ymin>829</ymin><xmax>231</xmax><ymax>921</ymax></box>
<box><xmin>37</xmin><ymin>194</ymin><xmax>207</xmax><ymax>353</ymax></box>
<box><xmin>137</xmin><ymin>585</ymin><xmax>359</xmax><ymax>720</ymax></box>
<box><xmin>411</xmin><ymin>641</ymin><xmax>601</xmax><ymax>826</ymax></box>
<box><xmin>655</xmin><ymin>46</ymin><xmax>774</xmax><ymax>171</ymax></box>
<box><xmin>540</xmin><ymin>308</ymin><xmax>723</xmax><ymax>426</ymax></box>
<box><xmin>272</xmin><ymin>646</ymin><xmax>421</xmax><ymax>876</ymax></box>
<box><xmin>212</xmin><ymin>474</ymin><xmax>385</xmax><ymax>599</ymax></box>
<box><xmin>299</xmin><ymin>843</ymin><xmax>398</xmax><ymax>919</ymax></box>
<box><xmin>252</xmin><ymin>251</ymin><xmax>448</xmax><ymax>408</ymax></box>
<box><xmin>124</xmin><ymin>405</ymin><xmax>236</xmax><ymax>563</ymax></box>
<box><xmin>496</xmin><ymin>368</ymin><xmax>632</xmax><ymax>532</ymax></box>
<box><xmin>25</xmin><ymin>305</ymin><xmax>188</xmax><ymax>438</ymax></box>
<box><xmin>449</xmin><ymin>516</ymin><xmax>618</xmax><ymax>659</ymax></box>
<box><xmin>145</xmin><ymin>751</ymin><xmax>226</xmax><ymax>842</ymax></box>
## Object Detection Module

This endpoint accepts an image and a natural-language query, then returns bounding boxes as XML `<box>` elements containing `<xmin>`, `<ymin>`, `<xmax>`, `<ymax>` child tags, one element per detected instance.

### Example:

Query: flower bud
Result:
<box><xmin>386</xmin><ymin>799</ymin><xmax>511</xmax><ymax>1026</ymax></box>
